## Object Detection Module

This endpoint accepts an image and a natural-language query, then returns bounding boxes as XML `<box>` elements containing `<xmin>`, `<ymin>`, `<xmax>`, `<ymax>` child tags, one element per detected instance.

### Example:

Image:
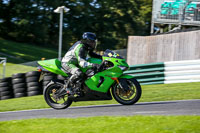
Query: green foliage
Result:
<box><xmin>0</xmin><ymin>116</ymin><xmax>200</xmax><ymax>133</ymax></box>
<box><xmin>0</xmin><ymin>0</ymin><xmax>152</xmax><ymax>51</ymax></box>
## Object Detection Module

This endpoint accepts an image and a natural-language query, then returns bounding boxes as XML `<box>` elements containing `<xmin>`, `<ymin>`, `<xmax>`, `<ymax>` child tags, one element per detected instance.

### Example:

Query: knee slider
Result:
<box><xmin>75</xmin><ymin>70</ymin><xmax>83</xmax><ymax>77</ymax></box>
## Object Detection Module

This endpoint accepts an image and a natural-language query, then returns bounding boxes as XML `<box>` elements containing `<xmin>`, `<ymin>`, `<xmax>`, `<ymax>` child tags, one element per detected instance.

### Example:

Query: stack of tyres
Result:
<box><xmin>12</xmin><ymin>73</ymin><xmax>27</xmax><ymax>98</ymax></box>
<box><xmin>25</xmin><ymin>71</ymin><xmax>42</xmax><ymax>96</ymax></box>
<box><xmin>0</xmin><ymin>77</ymin><xmax>13</xmax><ymax>100</ymax></box>
<box><xmin>43</xmin><ymin>73</ymin><xmax>56</xmax><ymax>90</ymax></box>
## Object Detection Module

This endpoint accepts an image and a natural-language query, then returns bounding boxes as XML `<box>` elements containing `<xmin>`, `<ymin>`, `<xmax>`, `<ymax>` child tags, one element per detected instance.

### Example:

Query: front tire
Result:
<box><xmin>112</xmin><ymin>78</ymin><xmax>142</xmax><ymax>105</ymax></box>
<box><xmin>44</xmin><ymin>81</ymin><xmax>72</xmax><ymax>109</ymax></box>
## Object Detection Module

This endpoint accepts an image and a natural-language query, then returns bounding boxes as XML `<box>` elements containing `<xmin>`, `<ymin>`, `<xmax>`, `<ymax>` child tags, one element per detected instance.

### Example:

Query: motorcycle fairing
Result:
<box><xmin>85</xmin><ymin>66</ymin><xmax>123</xmax><ymax>93</ymax></box>
<box><xmin>38</xmin><ymin>59</ymin><xmax>68</xmax><ymax>77</ymax></box>
<box><xmin>119</xmin><ymin>75</ymin><xmax>134</xmax><ymax>79</ymax></box>
<box><xmin>83</xmin><ymin>56</ymin><xmax>129</xmax><ymax>93</ymax></box>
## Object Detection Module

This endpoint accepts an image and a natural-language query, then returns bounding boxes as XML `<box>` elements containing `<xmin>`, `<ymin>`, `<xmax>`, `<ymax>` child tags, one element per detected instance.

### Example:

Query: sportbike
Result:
<box><xmin>37</xmin><ymin>49</ymin><xmax>142</xmax><ymax>109</ymax></box>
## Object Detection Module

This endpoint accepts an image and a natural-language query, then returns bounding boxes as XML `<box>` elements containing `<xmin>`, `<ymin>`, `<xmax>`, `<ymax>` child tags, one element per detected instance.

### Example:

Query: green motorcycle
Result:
<box><xmin>37</xmin><ymin>49</ymin><xmax>142</xmax><ymax>109</ymax></box>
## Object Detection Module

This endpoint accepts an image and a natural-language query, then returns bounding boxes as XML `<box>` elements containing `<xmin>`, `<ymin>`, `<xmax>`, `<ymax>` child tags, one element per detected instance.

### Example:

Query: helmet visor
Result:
<box><xmin>87</xmin><ymin>39</ymin><xmax>97</xmax><ymax>49</ymax></box>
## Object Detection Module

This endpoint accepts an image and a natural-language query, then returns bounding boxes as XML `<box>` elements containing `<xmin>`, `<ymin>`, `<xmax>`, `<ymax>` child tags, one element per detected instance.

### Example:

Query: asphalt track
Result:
<box><xmin>0</xmin><ymin>99</ymin><xmax>200</xmax><ymax>121</ymax></box>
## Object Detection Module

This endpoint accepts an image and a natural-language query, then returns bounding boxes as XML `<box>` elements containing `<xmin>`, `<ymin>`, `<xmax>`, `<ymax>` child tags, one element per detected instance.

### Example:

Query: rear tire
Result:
<box><xmin>112</xmin><ymin>78</ymin><xmax>142</xmax><ymax>105</ymax></box>
<box><xmin>44</xmin><ymin>81</ymin><xmax>72</xmax><ymax>109</ymax></box>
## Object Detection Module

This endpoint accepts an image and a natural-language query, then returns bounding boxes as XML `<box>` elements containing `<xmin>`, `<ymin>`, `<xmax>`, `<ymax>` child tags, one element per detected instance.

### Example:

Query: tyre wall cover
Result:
<box><xmin>13</xmin><ymin>83</ymin><xmax>26</xmax><ymax>89</ymax></box>
<box><xmin>12</xmin><ymin>73</ymin><xmax>25</xmax><ymax>79</ymax></box>
<box><xmin>12</xmin><ymin>78</ymin><xmax>25</xmax><ymax>84</ymax></box>
<box><xmin>1</xmin><ymin>95</ymin><xmax>13</xmax><ymax>100</ymax></box>
<box><xmin>1</xmin><ymin>91</ymin><xmax>13</xmax><ymax>97</ymax></box>
<box><xmin>25</xmin><ymin>71</ymin><xmax>41</xmax><ymax>77</ymax></box>
<box><xmin>14</xmin><ymin>93</ymin><xmax>27</xmax><ymax>98</ymax></box>
<box><xmin>27</xmin><ymin>91</ymin><xmax>41</xmax><ymax>96</ymax></box>
<box><xmin>13</xmin><ymin>88</ymin><xmax>27</xmax><ymax>93</ymax></box>
<box><xmin>26</xmin><ymin>77</ymin><xmax>39</xmax><ymax>82</ymax></box>
<box><xmin>27</xmin><ymin>86</ymin><xmax>41</xmax><ymax>92</ymax></box>
<box><xmin>0</xmin><ymin>87</ymin><xmax>12</xmax><ymax>91</ymax></box>
<box><xmin>0</xmin><ymin>82</ymin><xmax>11</xmax><ymax>87</ymax></box>
<box><xmin>27</xmin><ymin>82</ymin><xmax>41</xmax><ymax>88</ymax></box>
<box><xmin>0</xmin><ymin>77</ymin><xmax>11</xmax><ymax>82</ymax></box>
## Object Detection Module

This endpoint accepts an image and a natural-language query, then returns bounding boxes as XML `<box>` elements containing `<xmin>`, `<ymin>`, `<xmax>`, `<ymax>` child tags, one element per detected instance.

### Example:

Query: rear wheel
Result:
<box><xmin>112</xmin><ymin>78</ymin><xmax>142</xmax><ymax>105</ymax></box>
<box><xmin>44</xmin><ymin>81</ymin><xmax>72</xmax><ymax>109</ymax></box>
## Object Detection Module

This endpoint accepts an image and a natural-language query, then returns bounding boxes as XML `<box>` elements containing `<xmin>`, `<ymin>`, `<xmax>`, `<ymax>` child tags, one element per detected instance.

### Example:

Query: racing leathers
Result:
<box><xmin>61</xmin><ymin>41</ymin><xmax>101</xmax><ymax>87</ymax></box>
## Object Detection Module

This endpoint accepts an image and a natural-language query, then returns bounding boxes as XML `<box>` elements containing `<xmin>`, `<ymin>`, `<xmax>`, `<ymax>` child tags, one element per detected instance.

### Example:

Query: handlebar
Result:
<box><xmin>97</xmin><ymin>60</ymin><xmax>109</xmax><ymax>72</ymax></box>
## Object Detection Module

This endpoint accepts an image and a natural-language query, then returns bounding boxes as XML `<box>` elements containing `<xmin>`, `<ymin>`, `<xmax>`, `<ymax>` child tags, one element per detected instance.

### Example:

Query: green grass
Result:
<box><xmin>0</xmin><ymin>82</ymin><xmax>200</xmax><ymax>112</ymax></box>
<box><xmin>0</xmin><ymin>63</ymin><xmax>36</xmax><ymax>77</ymax></box>
<box><xmin>0</xmin><ymin>116</ymin><xmax>200</xmax><ymax>133</ymax></box>
<box><xmin>0</xmin><ymin>38</ymin><xmax>59</xmax><ymax>63</ymax></box>
<box><xmin>0</xmin><ymin>38</ymin><xmax>60</xmax><ymax>77</ymax></box>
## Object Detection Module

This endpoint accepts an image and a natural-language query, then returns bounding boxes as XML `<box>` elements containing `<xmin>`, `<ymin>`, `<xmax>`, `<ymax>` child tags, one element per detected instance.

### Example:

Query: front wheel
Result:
<box><xmin>44</xmin><ymin>81</ymin><xmax>72</xmax><ymax>109</ymax></box>
<box><xmin>112</xmin><ymin>78</ymin><xmax>142</xmax><ymax>105</ymax></box>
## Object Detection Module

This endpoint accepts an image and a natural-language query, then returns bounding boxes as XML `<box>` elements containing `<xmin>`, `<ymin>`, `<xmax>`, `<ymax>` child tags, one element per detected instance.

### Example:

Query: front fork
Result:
<box><xmin>111</xmin><ymin>77</ymin><xmax>130</xmax><ymax>92</ymax></box>
<box><xmin>111</xmin><ymin>77</ymin><xmax>134</xmax><ymax>98</ymax></box>
<box><xmin>111</xmin><ymin>77</ymin><xmax>123</xmax><ymax>89</ymax></box>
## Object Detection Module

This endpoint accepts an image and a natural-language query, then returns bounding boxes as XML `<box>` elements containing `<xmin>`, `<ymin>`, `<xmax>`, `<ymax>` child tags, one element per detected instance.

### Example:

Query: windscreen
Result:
<box><xmin>103</xmin><ymin>49</ymin><xmax>124</xmax><ymax>59</ymax></box>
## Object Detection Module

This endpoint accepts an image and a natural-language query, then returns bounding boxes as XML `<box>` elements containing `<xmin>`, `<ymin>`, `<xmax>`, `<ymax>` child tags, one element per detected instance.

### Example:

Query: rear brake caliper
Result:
<box><xmin>52</xmin><ymin>89</ymin><xmax>57</xmax><ymax>93</ymax></box>
<box><xmin>52</xmin><ymin>89</ymin><xmax>61</xmax><ymax>101</ymax></box>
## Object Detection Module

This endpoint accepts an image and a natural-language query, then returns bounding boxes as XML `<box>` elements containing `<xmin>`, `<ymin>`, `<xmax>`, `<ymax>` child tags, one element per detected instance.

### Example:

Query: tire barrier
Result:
<box><xmin>0</xmin><ymin>77</ymin><xmax>13</xmax><ymax>100</ymax></box>
<box><xmin>12</xmin><ymin>73</ymin><xmax>27</xmax><ymax>98</ymax></box>
<box><xmin>42</xmin><ymin>73</ymin><xmax>56</xmax><ymax>90</ymax></box>
<box><xmin>0</xmin><ymin>71</ymin><xmax>43</xmax><ymax>100</ymax></box>
<box><xmin>25</xmin><ymin>71</ymin><xmax>42</xmax><ymax>96</ymax></box>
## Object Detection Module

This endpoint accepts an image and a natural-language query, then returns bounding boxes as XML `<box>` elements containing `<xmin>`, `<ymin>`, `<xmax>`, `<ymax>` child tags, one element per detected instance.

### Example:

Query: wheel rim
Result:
<box><xmin>47</xmin><ymin>84</ymin><xmax>69</xmax><ymax>105</ymax></box>
<box><xmin>115</xmin><ymin>80</ymin><xmax>137</xmax><ymax>101</ymax></box>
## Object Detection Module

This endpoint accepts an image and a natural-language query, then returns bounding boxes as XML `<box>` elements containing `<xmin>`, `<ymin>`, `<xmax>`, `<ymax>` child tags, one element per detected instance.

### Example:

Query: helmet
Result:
<box><xmin>82</xmin><ymin>32</ymin><xmax>97</xmax><ymax>50</ymax></box>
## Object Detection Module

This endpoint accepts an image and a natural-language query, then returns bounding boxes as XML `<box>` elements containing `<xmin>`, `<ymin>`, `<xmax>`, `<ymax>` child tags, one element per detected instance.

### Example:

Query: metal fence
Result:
<box><xmin>0</xmin><ymin>57</ymin><xmax>6</xmax><ymax>78</ymax></box>
<box><xmin>151</xmin><ymin>0</ymin><xmax>200</xmax><ymax>33</ymax></box>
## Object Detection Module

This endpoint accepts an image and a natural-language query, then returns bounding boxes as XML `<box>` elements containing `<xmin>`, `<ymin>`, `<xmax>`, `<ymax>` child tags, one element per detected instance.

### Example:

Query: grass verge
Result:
<box><xmin>0</xmin><ymin>82</ymin><xmax>200</xmax><ymax>112</ymax></box>
<box><xmin>0</xmin><ymin>63</ymin><xmax>36</xmax><ymax>77</ymax></box>
<box><xmin>0</xmin><ymin>38</ymin><xmax>58</xmax><ymax>63</ymax></box>
<box><xmin>0</xmin><ymin>116</ymin><xmax>200</xmax><ymax>133</ymax></box>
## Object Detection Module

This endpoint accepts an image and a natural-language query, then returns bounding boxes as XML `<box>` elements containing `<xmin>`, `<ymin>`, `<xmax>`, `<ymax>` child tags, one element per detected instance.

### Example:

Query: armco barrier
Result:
<box><xmin>124</xmin><ymin>59</ymin><xmax>200</xmax><ymax>85</ymax></box>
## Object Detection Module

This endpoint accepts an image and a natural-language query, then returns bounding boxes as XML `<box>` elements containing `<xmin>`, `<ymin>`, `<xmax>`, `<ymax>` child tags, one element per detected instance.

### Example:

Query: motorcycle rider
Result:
<box><xmin>61</xmin><ymin>32</ymin><xmax>102</xmax><ymax>93</ymax></box>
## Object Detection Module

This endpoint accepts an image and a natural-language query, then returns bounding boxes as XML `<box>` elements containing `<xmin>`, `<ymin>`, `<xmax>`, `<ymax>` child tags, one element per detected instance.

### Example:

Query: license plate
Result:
<box><xmin>39</xmin><ymin>72</ymin><xmax>45</xmax><ymax>82</ymax></box>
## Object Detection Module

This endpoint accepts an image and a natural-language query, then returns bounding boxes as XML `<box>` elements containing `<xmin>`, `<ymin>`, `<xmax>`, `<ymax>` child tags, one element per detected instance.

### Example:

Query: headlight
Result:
<box><xmin>118</xmin><ymin>66</ymin><xmax>128</xmax><ymax>71</ymax></box>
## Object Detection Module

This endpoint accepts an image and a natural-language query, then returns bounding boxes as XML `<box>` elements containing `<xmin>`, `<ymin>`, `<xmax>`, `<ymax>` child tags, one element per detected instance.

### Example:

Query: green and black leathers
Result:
<box><xmin>61</xmin><ymin>41</ymin><xmax>101</xmax><ymax>75</ymax></box>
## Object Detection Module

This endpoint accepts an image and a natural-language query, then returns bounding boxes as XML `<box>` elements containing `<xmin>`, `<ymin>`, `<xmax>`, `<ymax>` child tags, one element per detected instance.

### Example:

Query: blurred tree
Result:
<box><xmin>0</xmin><ymin>0</ymin><xmax>152</xmax><ymax>51</ymax></box>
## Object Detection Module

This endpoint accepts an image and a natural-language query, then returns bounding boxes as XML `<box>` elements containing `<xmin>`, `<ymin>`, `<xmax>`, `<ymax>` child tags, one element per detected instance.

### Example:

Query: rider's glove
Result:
<box><xmin>85</xmin><ymin>68</ymin><xmax>95</xmax><ymax>77</ymax></box>
<box><xmin>92</xmin><ymin>63</ymin><xmax>101</xmax><ymax>72</ymax></box>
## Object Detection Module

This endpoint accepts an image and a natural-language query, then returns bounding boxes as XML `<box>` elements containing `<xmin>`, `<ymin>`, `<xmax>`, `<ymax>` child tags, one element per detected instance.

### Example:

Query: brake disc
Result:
<box><xmin>52</xmin><ymin>89</ymin><xmax>61</xmax><ymax>101</ymax></box>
